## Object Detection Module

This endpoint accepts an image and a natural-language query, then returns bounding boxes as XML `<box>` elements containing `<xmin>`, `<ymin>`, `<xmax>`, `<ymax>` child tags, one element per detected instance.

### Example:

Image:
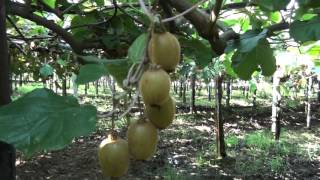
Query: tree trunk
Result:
<box><xmin>183</xmin><ymin>75</ymin><xmax>187</xmax><ymax>104</ymax></box>
<box><xmin>317</xmin><ymin>77</ymin><xmax>320</xmax><ymax>102</ymax></box>
<box><xmin>190</xmin><ymin>72</ymin><xmax>196</xmax><ymax>114</ymax></box>
<box><xmin>71</xmin><ymin>73</ymin><xmax>78</xmax><ymax>98</ymax></box>
<box><xmin>226</xmin><ymin>79</ymin><xmax>231</xmax><ymax>108</ymax></box>
<box><xmin>179</xmin><ymin>79</ymin><xmax>183</xmax><ymax>98</ymax></box>
<box><xmin>306</xmin><ymin>76</ymin><xmax>312</xmax><ymax>129</ymax></box>
<box><xmin>252</xmin><ymin>89</ymin><xmax>257</xmax><ymax>119</ymax></box>
<box><xmin>0</xmin><ymin>2</ymin><xmax>16</xmax><ymax>179</ymax></box>
<box><xmin>95</xmin><ymin>80</ymin><xmax>99</xmax><ymax>96</ymax></box>
<box><xmin>215</xmin><ymin>75</ymin><xmax>226</xmax><ymax>158</ymax></box>
<box><xmin>271</xmin><ymin>69</ymin><xmax>281</xmax><ymax>140</ymax></box>
<box><xmin>19</xmin><ymin>74</ymin><xmax>23</xmax><ymax>87</ymax></box>
<box><xmin>0</xmin><ymin>1</ymin><xmax>11</xmax><ymax>106</ymax></box>
<box><xmin>84</xmin><ymin>83</ymin><xmax>88</xmax><ymax>95</ymax></box>
<box><xmin>62</xmin><ymin>77</ymin><xmax>67</xmax><ymax>96</ymax></box>
<box><xmin>207</xmin><ymin>82</ymin><xmax>212</xmax><ymax>101</ymax></box>
<box><xmin>197</xmin><ymin>83</ymin><xmax>202</xmax><ymax>96</ymax></box>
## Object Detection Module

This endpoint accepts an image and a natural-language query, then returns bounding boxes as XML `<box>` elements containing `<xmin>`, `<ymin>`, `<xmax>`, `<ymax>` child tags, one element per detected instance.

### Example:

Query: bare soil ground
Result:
<box><xmin>16</xmin><ymin>104</ymin><xmax>320</xmax><ymax>180</ymax></box>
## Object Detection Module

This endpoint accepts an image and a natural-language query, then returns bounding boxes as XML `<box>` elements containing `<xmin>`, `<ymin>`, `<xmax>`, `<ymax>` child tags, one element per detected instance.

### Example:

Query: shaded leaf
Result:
<box><xmin>76</xmin><ymin>64</ymin><xmax>108</xmax><ymax>84</ymax></box>
<box><xmin>232</xmin><ymin>39</ymin><xmax>276</xmax><ymax>80</ymax></box>
<box><xmin>180</xmin><ymin>38</ymin><xmax>212</xmax><ymax>68</ymax></box>
<box><xmin>128</xmin><ymin>33</ymin><xmax>147</xmax><ymax>63</ymax></box>
<box><xmin>289</xmin><ymin>16</ymin><xmax>320</xmax><ymax>43</ymax></box>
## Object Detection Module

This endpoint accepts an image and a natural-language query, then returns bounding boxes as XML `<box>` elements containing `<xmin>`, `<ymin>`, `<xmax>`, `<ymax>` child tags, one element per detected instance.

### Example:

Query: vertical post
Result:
<box><xmin>271</xmin><ymin>66</ymin><xmax>282</xmax><ymax>140</ymax></box>
<box><xmin>190</xmin><ymin>70</ymin><xmax>196</xmax><ymax>114</ymax></box>
<box><xmin>306</xmin><ymin>75</ymin><xmax>312</xmax><ymax>129</ymax></box>
<box><xmin>215</xmin><ymin>75</ymin><xmax>226</xmax><ymax>158</ymax></box>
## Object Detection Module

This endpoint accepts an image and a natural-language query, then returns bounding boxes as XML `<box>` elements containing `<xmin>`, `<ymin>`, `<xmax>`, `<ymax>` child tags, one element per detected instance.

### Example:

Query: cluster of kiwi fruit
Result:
<box><xmin>98</xmin><ymin>28</ymin><xmax>181</xmax><ymax>178</ymax></box>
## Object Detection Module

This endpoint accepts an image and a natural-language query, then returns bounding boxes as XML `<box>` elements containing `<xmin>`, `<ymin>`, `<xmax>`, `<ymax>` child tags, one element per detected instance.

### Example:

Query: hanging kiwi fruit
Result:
<box><xmin>139</xmin><ymin>68</ymin><xmax>171</xmax><ymax>106</ymax></box>
<box><xmin>98</xmin><ymin>134</ymin><xmax>130</xmax><ymax>177</ymax></box>
<box><xmin>148</xmin><ymin>27</ymin><xmax>181</xmax><ymax>72</ymax></box>
<box><xmin>145</xmin><ymin>96</ymin><xmax>176</xmax><ymax>129</ymax></box>
<box><xmin>127</xmin><ymin>120</ymin><xmax>159</xmax><ymax>160</ymax></box>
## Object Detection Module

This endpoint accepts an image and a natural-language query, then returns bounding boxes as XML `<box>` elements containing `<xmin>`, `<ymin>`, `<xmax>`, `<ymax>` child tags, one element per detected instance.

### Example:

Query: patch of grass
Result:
<box><xmin>244</xmin><ymin>130</ymin><xmax>273</xmax><ymax>150</ymax></box>
<box><xmin>270</xmin><ymin>156</ymin><xmax>285</xmax><ymax>172</ymax></box>
<box><xmin>161</xmin><ymin>165</ymin><xmax>185</xmax><ymax>180</ymax></box>
<box><xmin>225</xmin><ymin>135</ymin><xmax>239</xmax><ymax>148</ymax></box>
<box><xmin>223</xmin><ymin>130</ymin><xmax>312</xmax><ymax>176</ymax></box>
<box><xmin>16</xmin><ymin>83</ymin><xmax>43</xmax><ymax>94</ymax></box>
<box><xmin>195</xmin><ymin>152</ymin><xmax>210</xmax><ymax>167</ymax></box>
<box><xmin>12</xmin><ymin>83</ymin><xmax>44</xmax><ymax>100</ymax></box>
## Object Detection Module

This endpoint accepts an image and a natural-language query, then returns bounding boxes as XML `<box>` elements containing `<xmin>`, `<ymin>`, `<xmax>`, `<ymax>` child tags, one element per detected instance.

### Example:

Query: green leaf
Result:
<box><xmin>43</xmin><ymin>0</ymin><xmax>56</xmax><ymax>8</ymax></box>
<box><xmin>224</xmin><ymin>57</ymin><xmax>238</xmax><ymax>78</ymax></box>
<box><xmin>105</xmin><ymin>60</ymin><xmax>132</xmax><ymax>87</ymax></box>
<box><xmin>39</xmin><ymin>64</ymin><xmax>54</xmax><ymax>77</ymax></box>
<box><xmin>231</xmin><ymin>51</ymin><xmax>258</xmax><ymax>80</ymax></box>
<box><xmin>57</xmin><ymin>59</ymin><xmax>68</xmax><ymax>66</ymax></box>
<box><xmin>232</xmin><ymin>39</ymin><xmax>276</xmax><ymax>80</ymax></box>
<box><xmin>180</xmin><ymin>38</ymin><xmax>213</xmax><ymax>68</ymax></box>
<box><xmin>238</xmin><ymin>29</ymin><xmax>268</xmax><ymax>52</ymax></box>
<box><xmin>128</xmin><ymin>33</ymin><xmax>147</xmax><ymax>63</ymax></box>
<box><xmin>253</xmin><ymin>0</ymin><xmax>290</xmax><ymax>11</ymax></box>
<box><xmin>270</xmin><ymin>12</ymin><xmax>282</xmax><ymax>23</ymax></box>
<box><xmin>71</xmin><ymin>14</ymin><xmax>98</xmax><ymax>40</ymax></box>
<box><xmin>102</xmin><ymin>36</ymin><xmax>120</xmax><ymax>49</ymax></box>
<box><xmin>225</xmin><ymin>30</ymin><xmax>268</xmax><ymax>53</ymax></box>
<box><xmin>307</xmin><ymin>45</ymin><xmax>320</xmax><ymax>56</ymax></box>
<box><xmin>76</xmin><ymin>64</ymin><xmax>108</xmax><ymax>84</ymax></box>
<box><xmin>0</xmin><ymin>88</ymin><xmax>97</xmax><ymax>157</ymax></box>
<box><xmin>258</xmin><ymin>41</ymin><xmax>276</xmax><ymax>76</ymax></box>
<box><xmin>289</xmin><ymin>16</ymin><xmax>320</xmax><ymax>43</ymax></box>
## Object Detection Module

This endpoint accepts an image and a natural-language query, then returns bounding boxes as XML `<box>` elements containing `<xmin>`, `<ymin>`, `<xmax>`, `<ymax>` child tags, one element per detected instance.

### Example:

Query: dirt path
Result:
<box><xmin>16</xmin><ymin>106</ymin><xmax>320</xmax><ymax>180</ymax></box>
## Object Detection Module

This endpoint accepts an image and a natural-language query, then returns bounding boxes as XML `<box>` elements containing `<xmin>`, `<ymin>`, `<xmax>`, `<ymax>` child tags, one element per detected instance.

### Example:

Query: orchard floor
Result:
<box><xmin>16</xmin><ymin>104</ymin><xmax>320</xmax><ymax>180</ymax></box>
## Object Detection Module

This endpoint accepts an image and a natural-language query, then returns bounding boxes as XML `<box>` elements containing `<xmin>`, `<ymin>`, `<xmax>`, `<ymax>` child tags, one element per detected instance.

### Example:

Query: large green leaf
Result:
<box><xmin>76</xmin><ymin>64</ymin><xmax>108</xmax><ymax>84</ymax></box>
<box><xmin>289</xmin><ymin>16</ymin><xmax>320</xmax><ymax>43</ymax></box>
<box><xmin>180</xmin><ymin>38</ymin><xmax>213</xmax><ymax>68</ymax></box>
<box><xmin>105</xmin><ymin>59</ymin><xmax>132</xmax><ymax>87</ymax></box>
<box><xmin>225</xmin><ymin>30</ymin><xmax>268</xmax><ymax>53</ymax></box>
<box><xmin>76</xmin><ymin>55</ymin><xmax>132</xmax><ymax>87</ymax></box>
<box><xmin>231</xmin><ymin>51</ymin><xmax>258</xmax><ymax>80</ymax></box>
<box><xmin>232</xmin><ymin>39</ymin><xmax>276</xmax><ymax>80</ymax></box>
<box><xmin>71</xmin><ymin>14</ymin><xmax>98</xmax><ymax>40</ymax></box>
<box><xmin>258</xmin><ymin>41</ymin><xmax>277</xmax><ymax>76</ymax></box>
<box><xmin>128</xmin><ymin>33</ymin><xmax>147</xmax><ymax>63</ymax></box>
<box><xmin>0</xmin><ymin>88</ymin><xmax>97</xmax><ymax>157</ymax></box>
<box><xmin>253</xmin><ymin>0</ymin><xmax>290</xmax><ymax>11</ymax></box>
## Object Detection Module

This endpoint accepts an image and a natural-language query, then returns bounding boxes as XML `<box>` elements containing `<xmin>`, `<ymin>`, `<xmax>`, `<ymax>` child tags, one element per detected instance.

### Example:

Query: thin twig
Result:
<box><xmin>119</xmin><ymin>89</ymin><xmax>140</xmax><ymax>119</ymax></box>
<box><xmin>6</xmin><ymin>15</ymin><xmax>28</xmax><ymax>42</ymax></box>
<box><xmin>162</xmin><ymin>0</ymin><xmax>208</xmax><ymax>23</ymax></box>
